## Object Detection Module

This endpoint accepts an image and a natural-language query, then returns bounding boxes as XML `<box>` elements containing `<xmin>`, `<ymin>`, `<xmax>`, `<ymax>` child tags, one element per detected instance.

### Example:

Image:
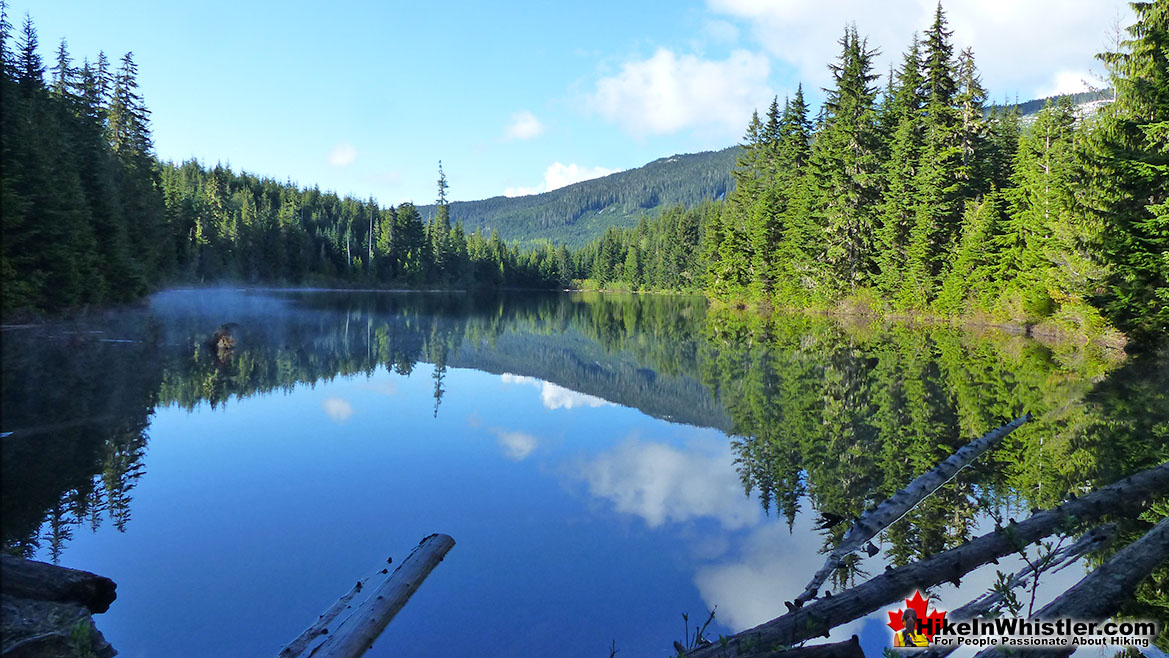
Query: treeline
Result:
<box><xmin>696</xmin><ymin>3</ymin><xmax>1166</xmax><ymax>342</ymax></box>
<box><xmin>0</xmin><ymin>10</ymin><xmax>170</xmax><ymax>311</ymax></box>
<box><xmin>0</xmin><ymin>7</ymin><xmax>578</xmax><ymax>316</ymax></box>
<box><xmin>161</xmin><ymin>159</ymin><xmax>573</xmax><ymax>289</ymax></box>
<box><xmin>571</xmin><ymin>202</ymin><xmax>715</xmax><ymax>292</ymax></box>
<box><xmin>567</xmin><ymin>3</ymin><xmax>1164</xmax><ymax>342</ymax></box>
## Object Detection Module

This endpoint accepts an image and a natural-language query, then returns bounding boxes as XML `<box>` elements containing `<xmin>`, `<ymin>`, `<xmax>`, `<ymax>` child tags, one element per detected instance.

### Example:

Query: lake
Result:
<box><xmin>2</xmin><ymin>289</ymin><xmax>1165</xmax><ymax>657</ymax></box>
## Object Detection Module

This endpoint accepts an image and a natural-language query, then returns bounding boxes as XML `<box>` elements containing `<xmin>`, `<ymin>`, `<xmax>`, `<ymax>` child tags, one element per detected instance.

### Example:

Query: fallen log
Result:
<box><xmin>278</xmin><ymin>533</ymin><xmax>455</xmax><ymax>658</ymax></box>
<box><xmin>0</xmin><ymin>556</ymin><xmax>117</xmax><ymax>614</ymax></box>
<box><xmin>686</xmin><ymin>461</ymin><xmax>1169</xmax><ymax>658</ymax></box>
<box><xmin>916</xmin><ymin>524</ymin><xmax>1117</xmax><ymax>658</ymax></box>
<box><xmin>793</xmin><ymin>414</ymin><xmax>1031</xmax><ymax>608</ymax></box>
<box><xmin>733</xmin><ymin>634</ymin><xmax>866</xmax><ymax>658</ymax></box>
<box><xmin>970</xmin><ymin>516</ymin><xmax>1169</xmax><ymax>658</ymax></box>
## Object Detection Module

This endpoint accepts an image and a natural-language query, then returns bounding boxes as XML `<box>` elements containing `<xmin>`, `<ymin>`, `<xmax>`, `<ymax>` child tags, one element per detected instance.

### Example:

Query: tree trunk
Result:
<box><xmin>916</xmin><ymin>524</ymin><xmax>1117</xmax><ymax>658</ymax></box>
<box><xmin>794</xmin><ymin>414</ymin><xmax>1031</xmax><ymax>608</ymax></box>
<box><xmin>970</xmin><ymin>516</ymin><xmax>1169</xmax><ymax>658</ymax></box>
<box><xmin>0</xmin><ymin>555</ymin><xmax>117</xmax><ymax>614</ymax></box>
<box><xmin>736</xmin><ymin>634</ymin><xmax>866</xmax><ymax>658</ymax></box>
<box><xmin>685</xmin><ymin>462</ymin><xmax>1169</xmax><ymax>658</ymax></box>
<box><xmin>278</xmin><ymin>533</ymin><xmax>455</xmax><ymax>658</ymax></box>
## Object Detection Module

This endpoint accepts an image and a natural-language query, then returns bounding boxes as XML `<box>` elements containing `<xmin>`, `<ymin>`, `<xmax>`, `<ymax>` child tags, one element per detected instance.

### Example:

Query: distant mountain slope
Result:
<box><xmin>420</xmin><ymin>91</ymin><xmax>1112</xmax><ymax>249</ymax></box>
<box><xmin>420</xmin><ymin>147</ymin><xmax>739</xmax><ymax>247</ymax></box>
<box><xmin>989</xmin><ymin>89</ymin><xmax>1114</xmax><ymax>120</ymax></box>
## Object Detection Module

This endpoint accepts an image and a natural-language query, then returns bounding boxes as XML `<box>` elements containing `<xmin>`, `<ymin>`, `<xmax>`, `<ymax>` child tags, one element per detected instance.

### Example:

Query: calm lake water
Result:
<box><xmin>2</xmin><ymin>289</ymin><xmax>1165</xmax><ymax>657</ymax></box>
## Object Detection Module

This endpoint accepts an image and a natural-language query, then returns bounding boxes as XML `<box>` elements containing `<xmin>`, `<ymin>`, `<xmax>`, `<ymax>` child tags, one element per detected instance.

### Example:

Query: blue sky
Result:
<box><xmin>14</xmin><ymin>0</ymin><xmax>1128</xmax><ymax>205</ymax></box>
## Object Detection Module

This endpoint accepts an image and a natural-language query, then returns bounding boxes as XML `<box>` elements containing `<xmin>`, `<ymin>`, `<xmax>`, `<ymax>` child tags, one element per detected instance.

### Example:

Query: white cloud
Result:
<box><xmin>706</xmin><ymin>0</ymin><xmax>1127</xmax><ymax>105</ymax></box>
<box><xmin>575</xmin><ymin>437</ymin><xmax>760</xmax><ymax>529</ymax></box>
<box><xmin>500</xmin><ymin>373</ymin><xmax>613</xmax><ymax>409</ymax></box>
<box><xmin>503</xmin><ymin>162</ymin><xmax>619</xmax><ymax>198</ymax></box>
<box><xmin>1035</xmin><ymin>70</ymin><xmax>1094</xmax><ymax>99</ymax></box>
<box><xmin>589</xmin><ymin>48</ymin><xmax>772</xmax><ymax>137</ymax></box>
<box><xmin>702</xmin><ymin>19</ymin><xmax>741</xmax><ymax>44</ymax></box>
<box><xmin>493</xmin><ymin>429</ymin><xmax>539</xmax><ymax>461</ymax></box>
<box><xmin>503</xmin><ymin>110</ymin><xmax>545</xmax><ymax>140</ymax></box>
<box><xmin>327</xmin><ymin>143</ymin><xmax>357</xmax><ymax>167</ymax></box>
<box><xmin>322</xmin><ymin>397</ymin><xmax>354</xmax><ymax>423</ymax></box>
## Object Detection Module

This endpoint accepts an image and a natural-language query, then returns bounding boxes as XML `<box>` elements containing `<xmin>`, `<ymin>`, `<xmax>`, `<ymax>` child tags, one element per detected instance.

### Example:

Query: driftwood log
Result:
<box><xmin>916</xmin><ymin>525</ymin><xmax>1118</xmax><ymax>658</ymax></box>
<box><xmin>735</xmin><ymin>634</ymin><xmax>866</xmax><ymax>658</ymax></box>
<box><xmin>970</xmin><ymin>516</ymin><xmax>1169</xmax><ymax>658</ymax></box>
<box><xmin>794</xmin><ymin>414</ymin><xmax>1031</xmax><ymax>608</ymax></box>
<box><xmin>1</xmin><ymin>557</ymin><xmax>118</xmax><ymax>658</ymax></box>
<box><xmin>686</xmin><ymin>461</ymin><xmax>1169</xmax><ymax>658</ymax></box>
<box><xmin>0</xmin><ymin>556</ymin><xmax>117</xmax><ymax>614</ymax></box>
<box><xmin>278</xmin><ymin>533</ymin><xmax>456</xmax><ymax>658</ymax></box>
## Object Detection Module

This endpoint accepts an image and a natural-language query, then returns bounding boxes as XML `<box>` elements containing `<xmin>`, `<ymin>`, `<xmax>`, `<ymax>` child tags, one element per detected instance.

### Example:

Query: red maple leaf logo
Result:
<box><xmin>887</xmin><ymin>591</ymin><xmax>947</xmax><ymax>641</ymax></box>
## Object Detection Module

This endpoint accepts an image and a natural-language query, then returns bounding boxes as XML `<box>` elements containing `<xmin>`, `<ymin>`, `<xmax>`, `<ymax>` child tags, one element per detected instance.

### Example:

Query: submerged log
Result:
<box><xmin>0</xmin><ymin>556</ymin><xmax>117</xmax><ymax>614</ymax></box>
<box><xmin>970</xmin><ymin>516</ymin><xmax>1169</xmax><ymax>658</ymax></box>
<box><xmin>793</xmin><ymin>414</ymin><xmax>1031</xmax><ymax>608</ymax></box>
<box><xmin>278</xmin><ymin>533</ymin><xmax>456</xmax><ymax>658</ymax></box>
<box><xmin>686</xmin><ymin>461</ymin><xmax>1169</xmax><ymax>658</ymax></box>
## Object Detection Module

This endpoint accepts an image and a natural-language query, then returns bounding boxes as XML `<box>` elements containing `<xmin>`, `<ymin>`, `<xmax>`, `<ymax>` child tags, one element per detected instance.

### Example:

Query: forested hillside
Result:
<box><xmin>418</xmin><ymin>147</ymin><xmax>738</xmax><ymax>247</ymax></box>
<box><xmin>0</xmin><ymin>7</ymin><xmax>574</xmax><ymax>314</ymax></box>
<box><xmin>575</xmin><ymin>3</ymin><xmax>1167</xmax><ymax>344</ymax></box>
<box><xmin>0</xmin><ymin>13</ymin><xmax>168</xmax><ymax>311</ymax></box>
<box><xmin>3</xmin><ymin>1</ymin><xmax>1164</xmax><ymax>345</ymax></box>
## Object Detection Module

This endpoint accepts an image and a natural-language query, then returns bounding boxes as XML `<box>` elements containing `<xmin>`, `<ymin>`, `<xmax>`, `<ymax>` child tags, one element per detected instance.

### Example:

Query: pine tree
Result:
<box><xmin>900</xmin><ymin>3</ymin><xmax>962</xmax><ymax>308</ymax></box>
<box><xmin>1079</xmin><ymin>0</ymin><xmax>1169</xmax><ymax>341</ymax></box>
<box><xmin>810</xmin><ymin>26</ymin><xmax>882</xmax><ymax>293</ymax></box>
<box><xmin>877</xmin><ymin>36</ymin><xmax>926</xmax><ymax>297</ymax></box>
<box><xmin>953</xmin><ymin>47</ymin><xmax>989</xmax><ymax>201</ymax></box>
<box><xmin>997</xmin><ymin>98</ymin><xmax>1079</xmax><ymax>319</ymax></box>
<box><xmin>16</xmin><ymin>13</ymin><xmax>42</xmax><ymax>88</ymax></box>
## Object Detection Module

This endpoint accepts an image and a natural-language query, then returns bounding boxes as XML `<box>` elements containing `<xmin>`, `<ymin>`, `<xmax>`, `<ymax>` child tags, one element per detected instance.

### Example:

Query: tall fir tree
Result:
<box><xmin>877</xmin><ymin>36</ymin><xmax>926</xmax><ymax>297</ymax></box>
<box><xmin>810</xmin><ymin>26</ymin><xmax>883</xmax><ymax>293</ymax></box>
<box><xmin>1078</xmin><ymin>0</ymin><xmax>1169</xmax><ymax>342</ymax></box>
<box><xmin>900</xmin><ymin>3</ymin><xmax>962</xmax><ymax>308</ymax></box>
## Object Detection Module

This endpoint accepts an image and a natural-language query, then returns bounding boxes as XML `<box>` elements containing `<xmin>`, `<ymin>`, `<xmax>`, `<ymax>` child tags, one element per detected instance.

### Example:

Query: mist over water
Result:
<box><xmin>1</xmin><ymin>289</ymin><xmax>1163</xmax><ymax>657</ymax></box>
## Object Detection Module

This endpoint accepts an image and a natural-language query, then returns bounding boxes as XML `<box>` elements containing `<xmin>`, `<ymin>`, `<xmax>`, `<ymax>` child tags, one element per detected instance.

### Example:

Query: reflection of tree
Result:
<box><xmin>1</xmin><ymin>291</ymin><xmax>721</xmax><ymax>559</ymax></box>
<box><xmin>1</xmin><ymin>315</ymin><xmax>161</xmax><ymax>561</ymax></box>
<box><xmin>702</xmin><ymin>308</ymin><xmax>1161</xmax><ymax>566</ymax></box>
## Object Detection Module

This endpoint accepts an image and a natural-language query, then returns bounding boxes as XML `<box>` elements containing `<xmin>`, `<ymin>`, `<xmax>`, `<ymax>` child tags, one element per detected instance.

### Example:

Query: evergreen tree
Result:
<box><xmin>1079</xmin><ymin>0</ymin><xmax>1169</xmax><ymax>341</ymax></box>
<box><xmin>810</xmin><ymin>26</ymin><xmax>882</xmax><ymax>293</ymax></box>
<box><xmin>877</xmin><ymin>36</ymin><xmax>926</xmax><ymax>297</ymax></box>
<box><xmin>15</xmin><ymin>13</ymin><xmax>41</xmax><ymax>88</ymax></box>
<box><xmin>900</xmin><ymin>3</ymin><xmax>962</xmax><ymax>307</ymax></box>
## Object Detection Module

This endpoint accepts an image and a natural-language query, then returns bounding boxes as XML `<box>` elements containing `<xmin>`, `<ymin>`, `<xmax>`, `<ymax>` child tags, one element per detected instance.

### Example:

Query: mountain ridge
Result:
<box><xmin>422</xmin><ymin>90</ymin><xmax>1112</xmax><ymax>249</ymax></box>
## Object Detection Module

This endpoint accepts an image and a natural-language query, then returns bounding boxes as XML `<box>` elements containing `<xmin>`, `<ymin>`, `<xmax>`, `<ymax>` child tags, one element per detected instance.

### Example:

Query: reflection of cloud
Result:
<box><xmin>693</xmin><ymin>516</ymin><xmax>872</xmax><ymax>638</ymax></box>
<box><xmin>322</xmin><ymin>397</ymin><xmax>354</xmax><ymax>423</ymax></box>
<box><xmin>695</xmin><ymin>505</ymin><xmax>1096</xmax><ymax>640</ymax></box>
<box><xmin>540</xmin><ymin>383</ymin><xmax>609</xmax><ymax>409</ymax></box>
<box><xmin>362</xmin><ymin>380</ymin><xmax>397</xmax><ymax>396</ymax></box>
<box><xmin>576</xmin><ymin>438</ymin><xmax>759</xmax><ymax>529</ymax></box>
<box><xmin>500</xmin><ymin>373</ymin><xmax>612</xmax><ymax>410</ymax></box>
<box><xmin>492</xmin><ymin>429</ymin><xmax>539</xmax><ymax>461</ymax></box>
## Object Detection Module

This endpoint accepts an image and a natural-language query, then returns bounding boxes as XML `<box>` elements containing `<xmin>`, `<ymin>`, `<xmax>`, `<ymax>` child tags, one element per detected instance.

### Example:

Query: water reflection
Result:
<box><xmin>0</xmin><ymin>289</ymin><xmax>1164</xmax><ymax>656</ymax></box>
